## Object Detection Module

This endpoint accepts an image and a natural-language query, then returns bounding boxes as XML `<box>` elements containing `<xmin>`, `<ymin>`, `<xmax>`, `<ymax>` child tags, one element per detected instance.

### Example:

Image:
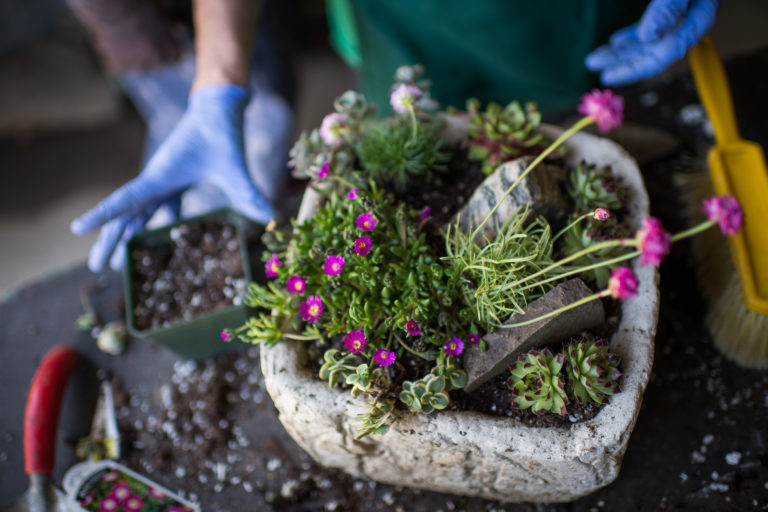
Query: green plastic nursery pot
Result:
<box><xmin>123</xmin><ymin>208</ymin><xmax>256</xmax><ymax>360</ymax></box>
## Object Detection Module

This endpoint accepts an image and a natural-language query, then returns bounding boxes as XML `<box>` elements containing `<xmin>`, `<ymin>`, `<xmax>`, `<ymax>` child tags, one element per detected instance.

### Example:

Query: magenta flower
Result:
<box><xmin>300</xmin><ymin>296</ymin><xmax>323</xmax><ymax>323</ymax></box>
<box><xmin>356</xmin><ymin>212</ymin><xmax>378</xmax><ymax>231</ymax></box>
<box><xmin>703</xmin><ymin>195</ymin><xmax>744</xmax><ymax>236</ymax></box>
<box><xmin>111</xmin><ymin>482</ymin><xmax>131</xmax><ymax>502</ymax></box>
<box><xmin>319</xmin><ymin>113</ymin><xmax>347</xmax><ymax>146</ymax></box>
<box><xmin>98</xmin><ymin>496</ymin><xmax>120</xmax><ymax>512</ymax></box>
<box><xmin>390</xmin><ymin>84</ymin><xmax>422</xmax><ymax>114</ymax></box>
<box><xmin>148</xmin><ymin>486</ymin><xmax>167</xmax><ymax>499</ymax></box>
<box><xmin>593</xmin><ymin>208</ymin><xmax>610</xmax><ymax>221</ymax></box>
<box><xmin>445</xmin><ymin>336</ymin><xmax>464</xmax><ymax>356</ymax></box>
<box><xmin>323</xmin><ymin>255</ymin><xmax>345</xmax><ymax>276</ymax></box>
<box><xmin>347</xmin><ymin>188</ymin><xmax>359</xmax><ymax>200</ymax></box>
<box><xmin>220</xmin><ymin>330</ymin><xmax>232</xmax><ymax>342</ymax></box>
<box><xmin>265</xmin><ymin>253</ymin><xmax>281</xmax><ymax>278</ymax></box>
<box><xmin>343</xmin><ymin>330</ymin><xmax>367</xmax><ymax>353</ymax></box>
<box><xmin>373</xmin><ymin>349</ymin><xmax>396</xmax><ymax>367</ymax></box>
<box><xmin>354</xmin><ymin>236</ymin><xmax>372</xmax><ymax>256</ymax></box>
<box><xmin>578</xmin><ymin>89</ymin><xmax>624</xmax><ymax>133</ymax></box>
<box><xmin>419</xmin><ymin>206</ymin><xmax>431</xmax><ymax>226</ymax></box>
<box><xmin>405</xmin><ymin>320</ymin><xmax>421</xmax><ymax>337</ymax></box>
<box><xmin>467</xmin><ymin>333</ymin><xmax>479</xmax><ymax>345</ymax></box>
<box><xmin>123</xmin><ymin>496</ymin><xmax>145</xmax><ymax>512</ymax></box>
<box><xmin>286</xmin><ymin>275</ymin><xmax>307</xmax><ymax>294</ymax></box>
<box><xmin>318</xmin><ymin>160</ymin><xmax>331</xmax><ymax>179</ymax></box>
<box><xmin>636</xmin><ymin>217</ymin><xmax>671</xmax><ymax>266</ymax></box>
<box><xmin>608</xmin><ymin>266</ymin><xmax>639</xmax><ymax>300</ymax></box>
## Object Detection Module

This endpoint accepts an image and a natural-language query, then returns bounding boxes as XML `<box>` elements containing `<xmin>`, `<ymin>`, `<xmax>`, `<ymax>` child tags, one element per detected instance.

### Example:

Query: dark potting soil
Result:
<box><xmin>130</xmin><ymin>219</ymin><xmax>248</xmax><ymax>331</ymax></box>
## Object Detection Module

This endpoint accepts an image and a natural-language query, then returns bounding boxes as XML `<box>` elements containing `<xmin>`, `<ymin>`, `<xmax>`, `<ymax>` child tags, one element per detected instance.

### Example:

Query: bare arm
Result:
<box><xmin>191</xmin><ymin>0</ymin><xmax>262</xmax><ymax>92</ymax></box>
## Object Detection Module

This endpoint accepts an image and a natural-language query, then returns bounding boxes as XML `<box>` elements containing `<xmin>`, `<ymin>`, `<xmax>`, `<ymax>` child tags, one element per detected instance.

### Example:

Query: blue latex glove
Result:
<box><xmin>585</xmin><ymin>0</ymin><xmax>718</xmax><ymax>86</ymax></box>
<box><xmin>71</xmin><ymin>84</ymin><xmax>275</xmax><ymax>272</ymax></box>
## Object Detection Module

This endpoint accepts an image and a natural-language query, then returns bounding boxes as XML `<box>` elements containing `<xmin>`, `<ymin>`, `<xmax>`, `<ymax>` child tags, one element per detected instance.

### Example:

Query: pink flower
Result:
<box><xmin>608</xmin><ymin>266</ymin><xmax>639</xmax><ymax>300</ymax></box>
<box><xmin>467</xmin><ymin>333</ymin><xmax>479</xmax><ymax>345</ymax></box>
<box><xmin>373</xmin><ymin>349</ymin><xmax>396</xmax><ymax>367</ymax></box>
<box><xmin>347</xmin><ymin>188</ymin><xmax>359</xmax><ymax>200</ymax></box>
<box><xmin>123</xmin><ymin>496</ymin><xmax>145</xmax><ymax>512</ymax></box>
<box><xmin>323</xmin><ymin>255</ymin><xmax>345</xmax><ymax>276</ymax></box>
<box><xmin>318</xmin><ymin>160</ymin><xmax>331</xmax><ymax>179</ymax></box>
<box><xmin>111</xmin><ymin>482</ymin><xmax>131</xmax><ymax>502</ymax></box>
<box><xmin>354</xmin><ymin>236</ymin><xmax>372</xmax><ymax>256</ymax></box>
<box><xmin>148</xmin><ymin>486</ymin><xmax>168</xmax><ymax>499</ymax></box>
<box><xmin>80</xmin><ymin>494</ymin><xmax>94</xmax><ymax>507</ymax></box>
<box><xmin>578</xmin><ymin>89</ymin><xmax>624</xmax><ymax>133</ymax></box>
<box><xmin>220</xmin><ymin>331</ymin><xmax>233</xmax><ymax>342</ymax></box>
<box><xmin>703</xmin><ymin>195</ymin><xmax>744</xmax><ymax>236</ymax></box>
<box><xmin>390</xmin><ymin>84</ymin><xmax>422</xmax><ymax>114</ymax></box>
<box><xmin>286</xmin><ymin>275</ymin><xmax>307</xmax><ymax>294</ymax></box>
<box><xmin>300</xmin><ymin>296</ymin><xmax>323</xmax><ymax>323</ymax></box>
<box><xmin>356</xmin><ymin>212</ymin><xmax>378</xmax><ymax>231</ymax></box>
<box><xmin>265</xmin><ymin>253</ymin><xmax>281</xmax><ymax>278</ymax></box>
<box><xmin>593</xmin><ymin>208</ymin><xmax>610</xmax><ymax>221</ymax></box>
<box><xmin>405</xmin><ymin>320</ymin><xmax>421</xmax><ymax>337</ymax></box>
<box><xmin>636</xmin><ymin>217</ymin><xmax>671</xmax><ymax>266</ymax></box>
<box><xmin>319</xmin><ymin>113</ymin><xmax>347</xmax><ymax>146</ymax></box>
<box><xmin>99</xmin><ymin>496</ymin><xmax>120</xmax><ymax>512</ymax></box>
<box><xmin>419</xmin><ymin>206</ymin><xmax>431</xmax><ymax>226</ymax></box>
<box><xmin>445</xmin><ymin>336</ymin><xmax>464</xmax><ymax>356</ymax></box>
<box><xmin>100</xmin><ymin>470</ymin><xmax>119</xmax><ymax>482</ymax></box>
<box><xmin>343</xmin><ymin>330</ymin><xmax>367</xmax><ymax>353</ymax></box>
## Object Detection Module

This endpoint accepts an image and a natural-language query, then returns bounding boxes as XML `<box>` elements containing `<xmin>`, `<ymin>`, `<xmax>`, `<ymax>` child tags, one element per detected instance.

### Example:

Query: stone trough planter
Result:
<box><xmin>260</xmin><ymin>124</ymin><xmax>659</xmax><ymax>503</ymax></box>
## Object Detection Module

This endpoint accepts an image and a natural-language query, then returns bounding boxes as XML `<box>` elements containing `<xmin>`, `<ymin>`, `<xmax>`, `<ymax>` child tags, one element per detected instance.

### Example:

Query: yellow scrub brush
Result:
<box><xmin>685</xmin><ymin>36</ymin><xmax>768</xmax><ymax>368</ymax></box>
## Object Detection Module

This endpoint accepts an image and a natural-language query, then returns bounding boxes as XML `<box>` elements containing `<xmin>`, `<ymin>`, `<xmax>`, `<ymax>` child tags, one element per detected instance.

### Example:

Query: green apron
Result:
<box><xmin>327</xmin><ymin>0</ymin><xmax>647</xmax><ymax>116</ymax></box>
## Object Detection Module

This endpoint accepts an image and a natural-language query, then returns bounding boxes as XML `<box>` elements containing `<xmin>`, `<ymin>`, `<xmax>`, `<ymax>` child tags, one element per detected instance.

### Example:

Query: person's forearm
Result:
<box><xmin>191</xmin><ymin>0</ymin><xmax>261</xmax><ymax>92</ymax></box>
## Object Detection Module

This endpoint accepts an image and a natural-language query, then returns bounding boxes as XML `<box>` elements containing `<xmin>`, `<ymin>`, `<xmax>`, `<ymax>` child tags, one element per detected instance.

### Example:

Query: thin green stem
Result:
<box><xmin>498</xmin><ymin>290</ymin><xmax>610</xmax><ymax>329</ymax></box>
<box><xmin>471</xmin><ymin>116</ymin><xmax>594</xmax><ymax>240</ymax></box>
<box><xmin>409</xmin><ymin>109</ymin><xmax>418</xmax><ymax>139</ymax></box>
<box><xmin>670</xmin><ymin>220</ymin><xmax>716</xmax><ymax>242</ymax></box>
<box><xmin>284</xmin><ymin>333</ymin><xmax>323</xmax><ymax>341</ymax></box>
<box><xmin>552</xmin><ymin>212</ymin><xmax>592</xmax><ymax>243</ymax></box>
<box><xmin>518</xmin><ymin>250</ymin><xmax>639</xmax><ymax>292</ymax></box>
<box><xmin>394</xmin><ymin>333</ymin><xmax>429</xmax><ymax>358</ymax></box>
<box><xmin>329</xmin><ymin>174</ymin><xmax>357</xmax><ymax>190</ymax></box>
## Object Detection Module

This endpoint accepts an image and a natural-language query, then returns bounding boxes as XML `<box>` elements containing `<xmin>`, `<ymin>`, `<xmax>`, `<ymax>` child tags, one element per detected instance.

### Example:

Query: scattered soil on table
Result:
<box><xmin>130</xmin><ymin>219</ymin><xmax>248</xmax><ymax>330</ymax></box>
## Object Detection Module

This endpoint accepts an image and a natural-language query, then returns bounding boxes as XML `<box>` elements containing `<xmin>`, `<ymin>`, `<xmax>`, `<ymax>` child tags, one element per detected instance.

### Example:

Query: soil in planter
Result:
<box><xmin>131</xmin><ymin>219</ymin><xmax>248</xmax><ymax>330</ymax></box>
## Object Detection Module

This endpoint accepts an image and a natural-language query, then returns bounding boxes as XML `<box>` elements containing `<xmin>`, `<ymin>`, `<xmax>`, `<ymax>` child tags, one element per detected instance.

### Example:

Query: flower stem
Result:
<box><xmin>330</xmin><ymin>174</ymin><xmax>357</xmax><ymax>190</ymax></box>
<box><xmin>551</xmin><ymin>212</ymin><xmax>592</xmax><ymax>243</ymax></box>
<box><xmin>497</xmin><ymin>289</ymin><xmax>610</xmax><ymax>329</ymax></box>
<box><xmin>518</xmin><ymin>250</ymin><xmax>639</xmax><ymax>292</ymax></box>
<box><xmin>670</xmin><ymin>219</ymin><xmax>716</xmax><ymax>242</ymax></box>
<box><xmin>409</xmin><ymin>109</ymin><xmax>419</xmax><ymax>139</ymax></box>
<box><xmin>394</xmin><ymin>333</ymin><xmax>430</xmax><ymax>358</ymax></box>
<box><xmin>471</xmin><ymin>116</ymin><xmax>594</xmax><ymax>241</ymax></box>
<box><xmin>284</xmin><ymin>333</ymin><xmax>323</xmax><ymax>341</ymax></box>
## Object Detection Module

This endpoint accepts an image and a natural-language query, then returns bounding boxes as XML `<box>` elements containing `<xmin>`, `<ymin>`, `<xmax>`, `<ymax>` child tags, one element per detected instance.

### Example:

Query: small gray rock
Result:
<box><xmin>456</xmin><ymin>156</ymin><xmax>568</xmax><ymax>241</ymax></box>
<box><xmin>463</xmin><ymin>279</ymin><xmax>604</xmax><ymax>392</ymax></box>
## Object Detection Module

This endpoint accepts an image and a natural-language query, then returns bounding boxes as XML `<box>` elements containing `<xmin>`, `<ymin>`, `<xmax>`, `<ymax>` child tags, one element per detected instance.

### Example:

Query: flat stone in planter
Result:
<box><xmin>260</xmin><ymin>125</ymin><xmax>659</xmax><ymax>503</ymax></box>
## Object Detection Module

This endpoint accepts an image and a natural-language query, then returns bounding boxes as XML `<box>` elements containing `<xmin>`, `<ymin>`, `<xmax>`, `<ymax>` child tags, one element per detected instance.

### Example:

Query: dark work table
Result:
<box><xmin>2</xmin><ymin>50</ymin><xmax>768</xmax><ymax>511</ymax></box>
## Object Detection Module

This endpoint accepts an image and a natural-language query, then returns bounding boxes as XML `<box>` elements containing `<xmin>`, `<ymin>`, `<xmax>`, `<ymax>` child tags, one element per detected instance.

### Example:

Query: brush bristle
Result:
<box><xmin>677</xmin><ymin>170</ymin><xmax>768</xmax><ymax>369</ymax></box>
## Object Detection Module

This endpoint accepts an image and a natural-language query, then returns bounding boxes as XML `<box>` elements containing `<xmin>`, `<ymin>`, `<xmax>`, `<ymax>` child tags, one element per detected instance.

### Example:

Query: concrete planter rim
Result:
<box><xmin>260</xmin><ymin>123</ymin><xmax>659</xmax><ymax>503</ymax></box>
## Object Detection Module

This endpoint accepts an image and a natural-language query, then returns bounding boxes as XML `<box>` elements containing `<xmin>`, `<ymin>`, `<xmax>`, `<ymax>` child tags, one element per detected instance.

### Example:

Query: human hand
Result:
<box><xmin>585</xmin><ymin>0</ymin><xmax>718</xmax><ymax>86</ymax></box>
<box><xmin>71</xmin><ymin>84</ymin><xmax>275</xmax><ymax>272</ymax></box>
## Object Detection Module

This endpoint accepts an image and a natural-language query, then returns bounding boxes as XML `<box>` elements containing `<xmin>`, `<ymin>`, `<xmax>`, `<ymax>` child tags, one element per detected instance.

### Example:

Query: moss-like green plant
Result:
<box><xmin>445</xmin><ymin>208</ymin><xmax>556</xmax><ymax>329</ymax></box>
<box><xmin>568</xmin><ymin>161</ymin><xmax>626</xmax><ymax>212</ymax></box>
<box><xmin>465</xmin><ymin>99</ymin><xmax>561</xmax><ymax>175</ymax></box>
<box><xmin>400</xmin><ymin>374</ymin><xmax>450</xmax><ymax>414</ymax></box>
<box><xmin>507</xmin><ymin>349</ymin><xmax>569</xmax><ymax>416</ymax></box>
<box><xmin>564</xmin><ymin>336</ymin><xmax>621</xmax><ymax>405</ymax></box>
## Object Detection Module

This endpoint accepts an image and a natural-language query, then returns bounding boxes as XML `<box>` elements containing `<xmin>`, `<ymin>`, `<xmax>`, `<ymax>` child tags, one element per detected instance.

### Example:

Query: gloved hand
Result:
<box><xmin>71</xmin><ymin>84</ymin><xmax>275</xmax><ymax>272</ymax></box>
<box><xmin>585</xmin><ymin>0</ymin><xmax>718</xmax><ymax>86</ymax></box>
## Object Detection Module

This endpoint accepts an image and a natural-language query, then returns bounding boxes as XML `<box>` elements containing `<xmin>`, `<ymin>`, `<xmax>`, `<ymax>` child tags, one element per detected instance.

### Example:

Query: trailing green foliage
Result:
<box><xmin>568</xmin><ymin>161</ymin><xmax>626</xmax><ymax>212</ymax></box>
<box><xmin>564</xmin><ymin>336</ymin><xmax>621</xmax><ymax>405</ymax></box>
<box><xmin>400</xmin><ymin>374</ymin><xmax>450</xmax><ymax>414</ymax></box>
<box><xmin>355</xmin><ymin>398</ymin><xmax>395</xmax><ymax>439</ymax></box>
<box><xmin>444</xmin><ymin>208</ymin><xmax>556</xmax><ymax>329</ymax></box>
<box><xmin>464</xmin><ymin>99</ymin><xmax>562</xmax><ymax>175</ymax></box>
<box><xmin>506</xmin><ymin>349</ymin><xmax>569</xmax><ymax>416</ymax></box>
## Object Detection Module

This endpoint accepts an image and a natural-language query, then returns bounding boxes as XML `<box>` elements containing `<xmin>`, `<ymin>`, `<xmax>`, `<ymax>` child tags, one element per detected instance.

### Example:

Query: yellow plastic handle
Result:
<box><xmin>689</xmin><ymin>37</ymin><xmax>741</xmax><ymax>146</ymax></box>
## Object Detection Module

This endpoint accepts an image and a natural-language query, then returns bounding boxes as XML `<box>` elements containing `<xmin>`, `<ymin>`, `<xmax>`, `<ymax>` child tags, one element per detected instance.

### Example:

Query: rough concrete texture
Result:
<box><xmin>455</xmin><ymin>156</ymin><xmax>568</xmax><ymax>241</ymax></box>
<box><xmin>463</xmin><ymin>278</ymin><xmax>605</xmax><ymax>393</ymax></box>
<box><xmin>261</xmin><ymin>124</ymin><xmax>659</xmax><ymax>503</ymax></box>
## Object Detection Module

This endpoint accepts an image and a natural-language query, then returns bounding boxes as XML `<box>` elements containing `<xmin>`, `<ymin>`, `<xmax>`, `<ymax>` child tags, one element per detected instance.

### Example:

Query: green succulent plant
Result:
<box><xmin>564</xmin><ymin>336</ymin><xmax>621</xmax><ymax>405</ymax></box>
<box><xmin>507</xmin><ymin>349</ymin><xmax>569</xmax><ymax>416</ymax></box>
<box><xmin>345</xmin><ymin>363</ymin><xmax>385</xmax><ymax>397</ymax></box>
<box><xmin>356</xmin><ymin>398</ymin><xmax>395</xmax><ymax>439</ymax></box>
<box><xmin>400</xmin><ymin>374</ymin><xmax>450</xmax><ymax>414</ymax></box>
<box><xmin>568</xmin><ymin>161</ymin><xmax>626</xmax><ymax>212</ymax></box>
<box><xmin>431</xmin><ymin>357</ymin><xmax>467</xmax><ymax>391</ymax></box>
<box><xmin>319</xmin><ymin>349</ymin><xmax>359</xmax><ymax>388</ymax></box>
<box><xmin>465</xmin><ymin>99</ymin><xmax>561</xmax><ymax>175</ymax></box>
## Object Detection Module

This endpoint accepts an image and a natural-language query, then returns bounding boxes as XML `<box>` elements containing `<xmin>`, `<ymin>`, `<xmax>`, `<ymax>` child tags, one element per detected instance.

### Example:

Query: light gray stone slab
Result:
<box><xmin>456</xmin><ymin>156</ymin><xmax>568</xmax><ymax>241</ymax></box>
<box><xmin>463</xmin><ymin>278</ymin><xmax>605</xmax><ymax>393</ymax></box>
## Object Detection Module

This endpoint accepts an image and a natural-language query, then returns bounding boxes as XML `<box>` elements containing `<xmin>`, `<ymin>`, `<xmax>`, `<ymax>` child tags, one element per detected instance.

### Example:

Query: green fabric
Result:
<box><xmin>326</xmin><ymin>0</ymin><xmax>362</xmax><ymax>68</ymax></box>
<box><xmin>327</xmin><ymin>0</ymin><xmax>647</xmax><ymax>116</ymax></box>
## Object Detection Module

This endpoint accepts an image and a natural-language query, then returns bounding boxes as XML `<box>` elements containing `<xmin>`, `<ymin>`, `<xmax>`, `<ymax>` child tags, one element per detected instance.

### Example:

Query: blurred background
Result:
<box><xmin>0</xmin><ymin>0</ymin><xmax>766</xmax><ymax>296</ymax></box>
